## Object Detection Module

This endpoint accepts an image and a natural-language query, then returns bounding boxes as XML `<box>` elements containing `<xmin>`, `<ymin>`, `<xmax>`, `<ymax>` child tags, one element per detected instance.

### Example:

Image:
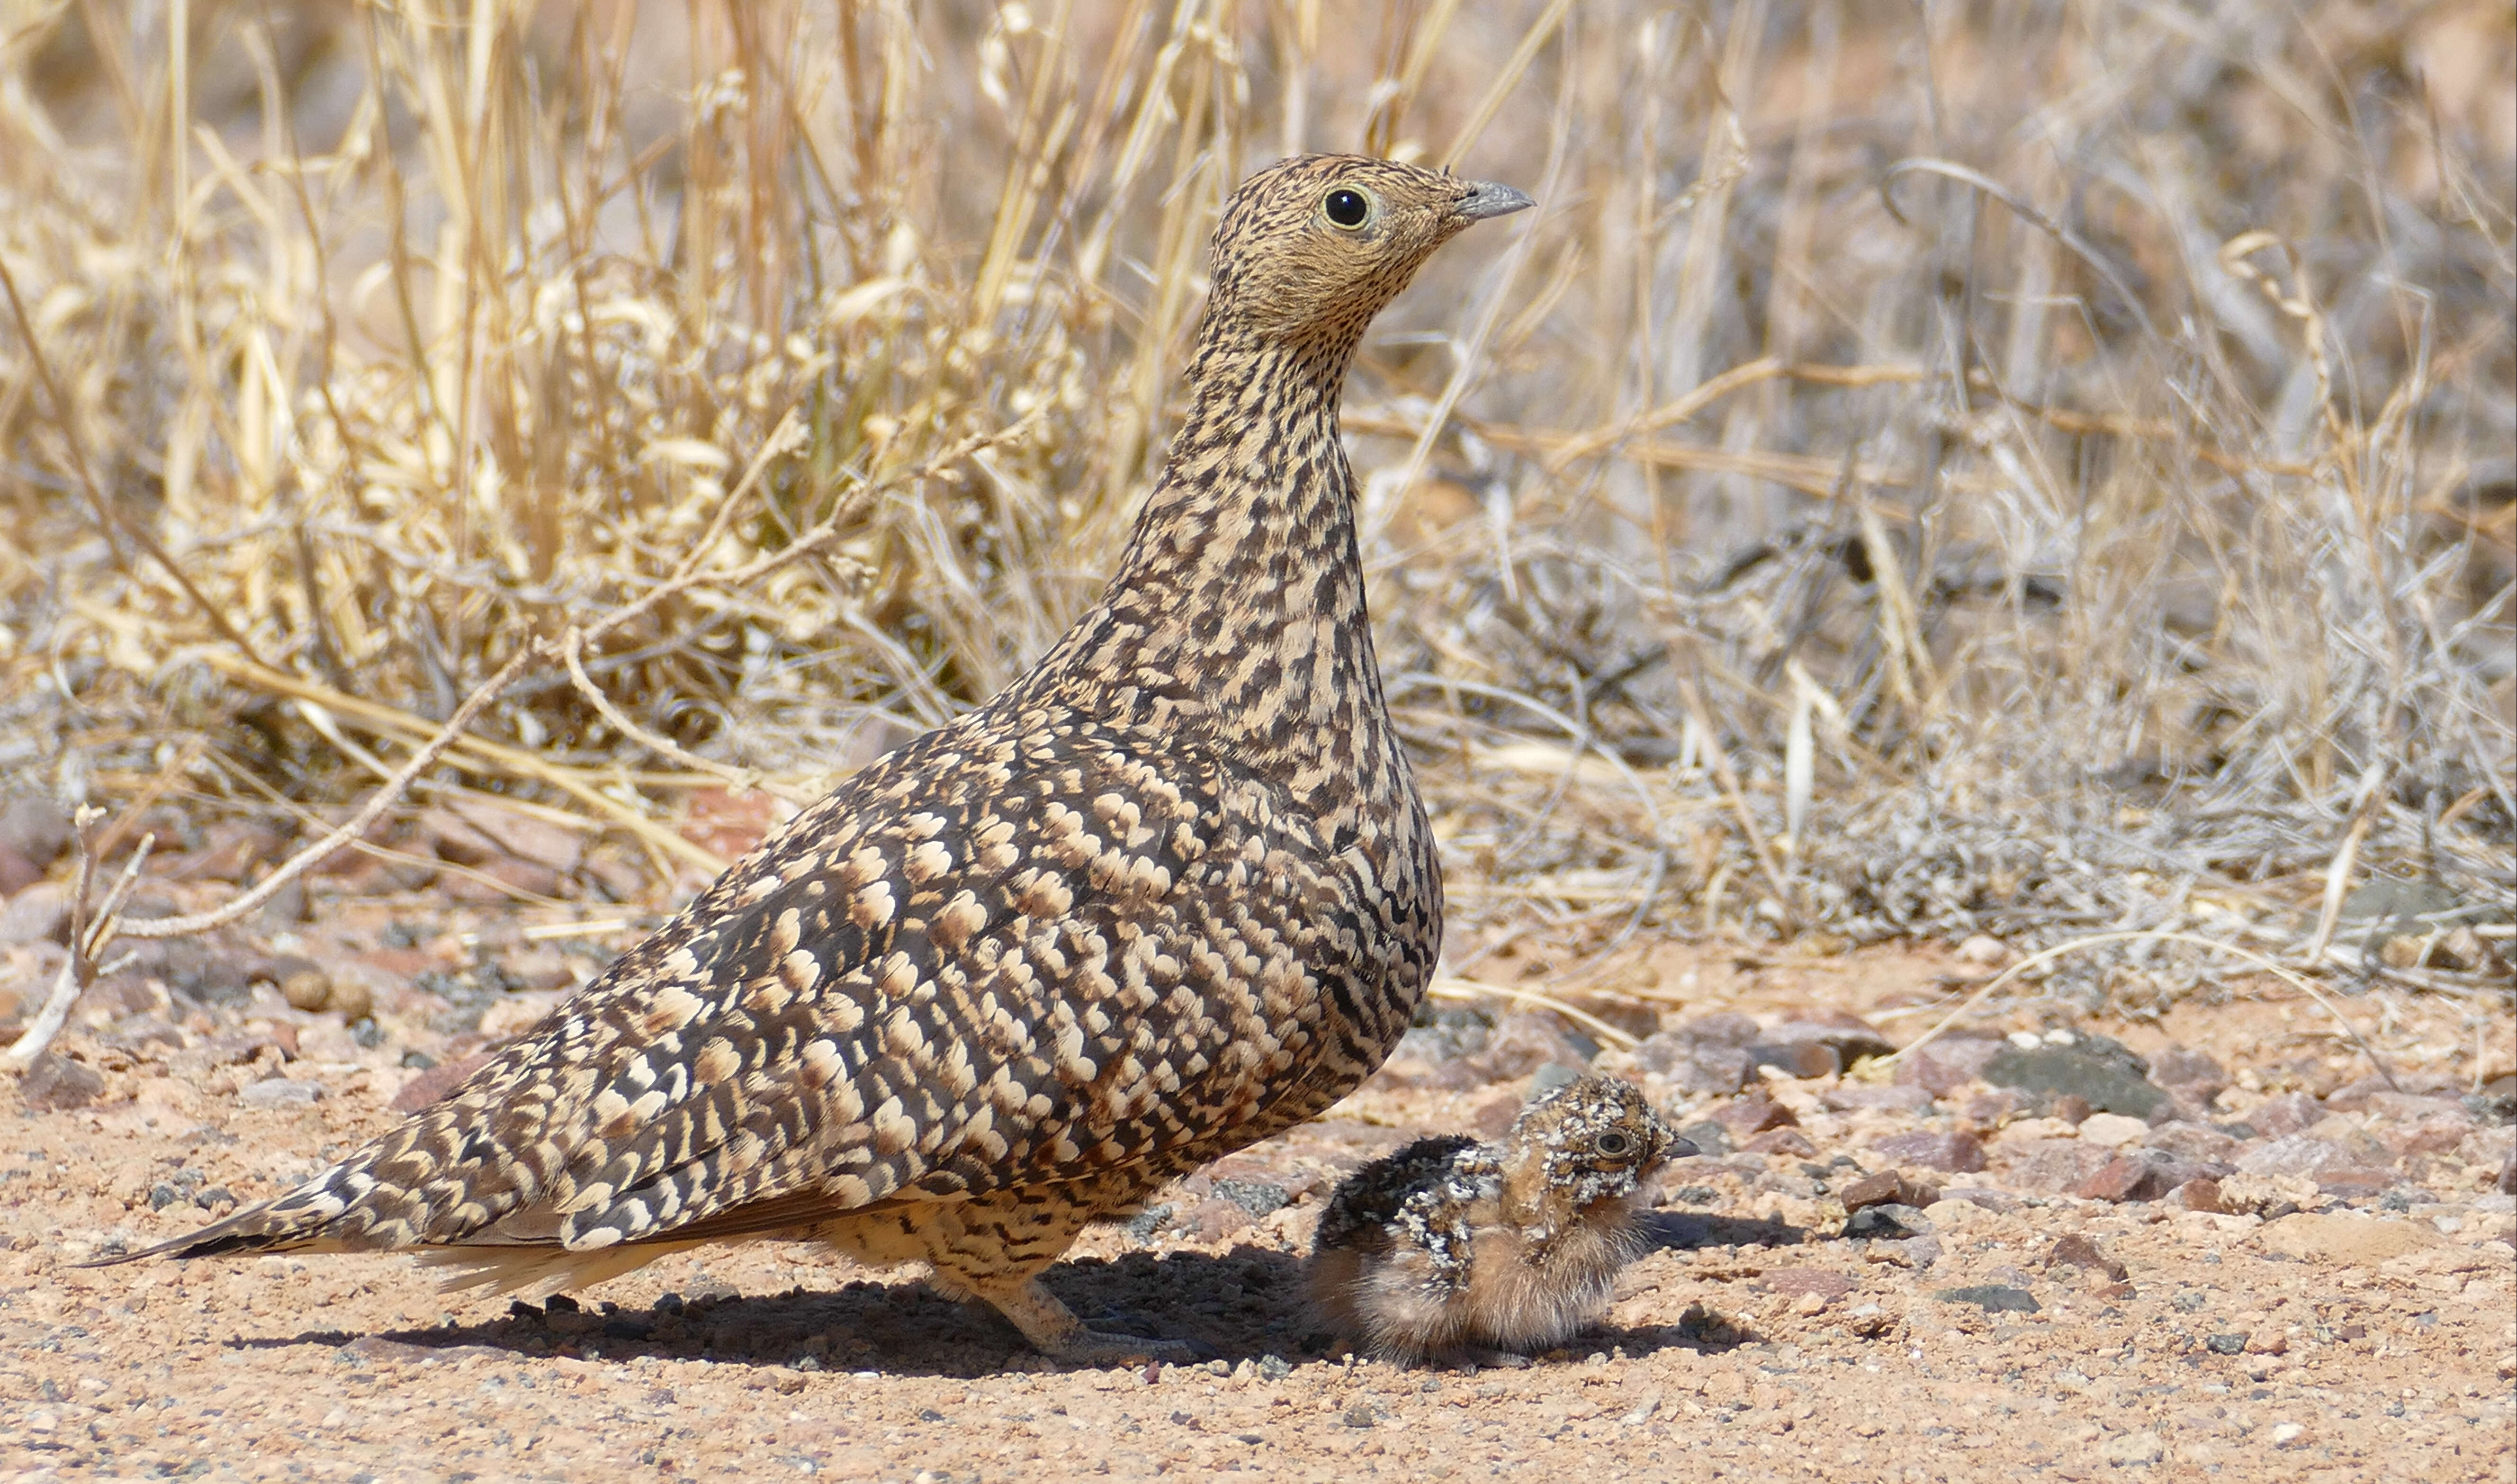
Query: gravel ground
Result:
<box><xmin>2</xmin><ymin>883</ymin><xmax>2512</xmax><ymax>1483</ymax></box>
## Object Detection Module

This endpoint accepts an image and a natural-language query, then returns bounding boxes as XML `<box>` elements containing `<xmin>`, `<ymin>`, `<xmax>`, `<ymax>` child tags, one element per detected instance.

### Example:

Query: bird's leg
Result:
<box><xmin>951</xmin><ymin>1274</ymin><xmax>1198</xmax><ymax>1365</ymax></box>
<box><xmin>912</xmin><ymin>1173</ymin><xmax>1197</xmax><ymax>1363</ymax></box>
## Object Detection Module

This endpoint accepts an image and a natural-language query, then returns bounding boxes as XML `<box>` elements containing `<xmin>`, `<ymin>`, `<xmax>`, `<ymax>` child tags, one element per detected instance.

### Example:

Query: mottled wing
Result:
<box><xmin>133</xmin><ymin>704</ymin><xmax>1392</xmax><ymax>1260</ymax></box>
<box><xmin>1314</xmin><ymin>1135</ymin><xmax>1480</xmax><ymax>1256</ymax></box>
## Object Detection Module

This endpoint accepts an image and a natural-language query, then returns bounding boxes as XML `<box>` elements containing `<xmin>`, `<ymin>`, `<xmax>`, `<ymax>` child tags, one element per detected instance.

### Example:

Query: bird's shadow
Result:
<box><xmin>237</xmin><ymin>1245</ymin><xmax>1328</xmax><ymax>1379</ymax></box>
<box><xmin>234</xmin><ymin>1210</ymin><xmax>1812</xmax><ymax>1375</ymax></box>
<box><xmin>1641</xmin><ymin>1208</ymin><xmax>1807</xmax><ymax>1253</ymax></box>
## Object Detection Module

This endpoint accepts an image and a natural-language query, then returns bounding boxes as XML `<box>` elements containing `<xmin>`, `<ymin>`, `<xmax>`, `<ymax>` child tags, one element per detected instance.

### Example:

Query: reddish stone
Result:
<box><xmin>1870</xmin><ymin>1130</ymin><xmax>1987</xmax><ymax>1174</ymax></box>
<box><xmin>2043</xmin><ymin>1233</ymin><xmax>2129</xmax><ymax>1281</ymax></box>
<box><xmin>2311</xmin><ymin>1169</ymin><xmax>2395</xmax><ymax>1200</ymax></box>
<box><xmin>2238</xmin><ymin>1134</ymin><xmax>2383</xmax><ymax>1179</ymax></box>
<box><xmin>390</xmin><ymin>1049</ymin><xmax>495</xmax><ymax>1113</ymax></box>
<box><xmin>246</xmin><ymin>1022</ymin><xmax>302</xmax><ymax>1060</ymax></box>
<box><xmin>0</xmin><ymin>844</ymin><xmax>41</xmax><ymax>897</ymax></box>
<box><xmin>2324</xmin><ymin>1073</ymin><xmax>2459</xmax><ymax>1111</ymax></box>
<box><xmin>1744</xmin><ymin>1127</ymin><xmax>1820</xmax><ymax>1157</ymax></box>
<box><xmin>1997</xmin><ymin>1138</ymin><xmax>2116</xmax><ymax>1195</ymax></box>
<box><xmin>1762</xmin><ymin>1268</ymin><xmax>1858</xmax><ymax>1300</ymax></box>
<box><xmin>2076</xmin><ymin>1155</ymin><xmax>2178</xmax><ymax>1203</ymax></box>
<box><xmin>1839</xmin><ymin>1169</ymin><xmax>1941</xmax><ymax>1212</ymax></box>
<box><xmin>175</xmin><ymin>820</ymin><xmax>292</xmax><ymax>884</ymax></box>
<box><xmin>1960</xmin><ymin>1088</ymin><xmax>2031</xmax><ymax>1125</ymax></box>
<box><xmin>1892</xmin><ymin>1036</ymin><xmax>2002</xmax><ymax>1096</ymax></box>
<box><xmin>1668</xmin><ymin>1011</ymin><xmax>1760</xmax><ymax>1047</ymax></box>
<box><xmin>1822</xmin><ymin>1085</ymin><xmax>1934</xmax><ymax>1115</ymax></box>
<box><xmin>2148</xmin><ymin>1044</ymin><xmax>2230</xmax><ymax>1102</ymax></box>
<box><xmin>1175</xmin><ymin>1197</ymin><xmax>1254</xmax><ymax>1243</ymax></box>
<box><xmin>2164</xmin><ymin>1178</ymin><xmax>2223</xmax><ymax>1213</ymax></box>
<box><xmin>1762</xmin><ymin>1014</ymin><xmax>1897</xmax><ymax>1068</ymax></box>
<box><xmin>2360</xmin><ymin>1095</ymin><xmax>2477</xmax><ymax>1158</ymax></box>
<box><xmin>0</xmin><ymin>882</ymin><xmax>72</xmax><ymax>944</ymax></box>
<box><xmin>1481</xmin><ymin>1011</ymin><xmax>1593</xmax><ymax>1079</ymax></box>
<box><xmin>1468</xmin><ymin>1089</ymin><xmax>1522</xmax><ymax>1140</ymax></box>
<box><xmin>20</xmin><ymin>1052</ymin><xmax>104</xmax><ymax>1112</ymax></box>
<box><xmin>0</xmin><ymin>796</ymin><xmax>70</xmax><ymax>867</ymax></box>
<box><xmin>678</xmin><ymin>787</ymin><xmax>785</xmax><ymax>861</ymax></box>
<box><xmin>1746</xmin><ymin>1040</ymin><xmax>1839</xmax><ymax>1079</ymax></box>
<box><xmin>2244</xmin><ymin>1092</ymin><xmax>2324</xmax><ymax>1138</ymax></box>
<box><xmin>168</xmin><ymin>1031</ymin><xmax>295</xmax><ymax>1082</ymax></box>
<box><xmin>2146</xmin><ymin>1121</ymin><xmax>2242</xmax><ymax>1164</ymax></box>
<box><xmin>441</xmin><ymin>859</ymin><xmax>565</xmax><ymax>902</ymax></box>
<box><xmin>1711</xmin><ymin>1093</ymin><xmax>1798</xmax><ymax>1138</ymax></box>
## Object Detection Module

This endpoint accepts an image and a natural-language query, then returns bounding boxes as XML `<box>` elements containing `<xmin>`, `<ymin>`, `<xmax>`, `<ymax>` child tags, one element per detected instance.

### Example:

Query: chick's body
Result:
<box><xmin>1309</xmin><ymin>1076</ymin><xmax>1689</xmax><ymax>1362</ymax></box>
<box><xmin>113</xmin><ymin>156</ymin><xmax>1532</xmax><ymax>1364</ymax></box>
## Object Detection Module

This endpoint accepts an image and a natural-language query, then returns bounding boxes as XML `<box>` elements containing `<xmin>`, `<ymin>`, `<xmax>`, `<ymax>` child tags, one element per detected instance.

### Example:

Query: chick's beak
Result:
<box><xmin>1455</xmin><ymin>180</ymin><xmax>1535</xmax><ymax>222</ymax></box>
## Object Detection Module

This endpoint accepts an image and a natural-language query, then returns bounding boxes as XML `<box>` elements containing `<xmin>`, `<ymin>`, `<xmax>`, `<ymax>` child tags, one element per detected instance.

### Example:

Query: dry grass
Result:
<box><xmin>1</xmin><ymin>1</ymin><xmax>2510</xmax><ymax>1021</ymax></box>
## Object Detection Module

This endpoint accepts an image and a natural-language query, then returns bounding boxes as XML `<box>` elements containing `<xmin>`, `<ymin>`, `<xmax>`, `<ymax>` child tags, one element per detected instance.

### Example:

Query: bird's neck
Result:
<box><xmin>1043</xmin><ymin>325</ymin><xmax>1395</xmax><ymax>804</ymax></box>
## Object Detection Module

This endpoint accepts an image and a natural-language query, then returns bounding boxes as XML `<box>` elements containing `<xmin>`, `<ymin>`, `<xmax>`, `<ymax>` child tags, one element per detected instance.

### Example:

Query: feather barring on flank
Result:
<box><xmin>1307</xmin><ymin>1075</ymin><xmax>1694</xmax><ymax>1363</ymax></box>
<box><xmin>93</xmin><ymin>155</ymin><xmax>1528</xmax><ymax>1367</ymax></box>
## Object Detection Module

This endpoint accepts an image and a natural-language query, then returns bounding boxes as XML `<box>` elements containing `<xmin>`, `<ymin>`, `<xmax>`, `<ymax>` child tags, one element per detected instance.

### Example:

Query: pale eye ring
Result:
<box><xmin>1594</xmin><ymin>1131</ymin><xmax>1633</xmax><ymax>1158</ymax></box>
<box><xmin>1323</xmin><ymin>187</ymin><xmax>1372</xmax><ymax>229</ymax></box>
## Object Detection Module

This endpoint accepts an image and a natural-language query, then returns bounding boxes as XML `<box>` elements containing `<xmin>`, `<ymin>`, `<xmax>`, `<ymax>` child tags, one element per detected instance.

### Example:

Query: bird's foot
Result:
<box><xmin>970</xmin><ymin>1276</ymin><xmax>1201</xmax><ymax>1366</ymax></box>
<box><xmin>1040</xmin><ymin>1327</ymin><xmax>1201</xmax><ymax>1366</ymax></box>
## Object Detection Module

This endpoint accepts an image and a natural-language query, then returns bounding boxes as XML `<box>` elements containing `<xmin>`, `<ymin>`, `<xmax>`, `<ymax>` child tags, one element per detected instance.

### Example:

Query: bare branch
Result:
<box><xmin>1</xmin><ymin>816</ymin><xmax>156</xmax><ymax>1072</ymax></box>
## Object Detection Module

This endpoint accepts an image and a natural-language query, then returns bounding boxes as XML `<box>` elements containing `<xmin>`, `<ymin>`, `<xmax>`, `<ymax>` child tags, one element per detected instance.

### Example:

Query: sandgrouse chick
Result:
<box><xmin>107</xmin><ymin>157</ymin><xmax>1530</xmax><ymax>1365</ymax></box>
<box><xmin>1308</xmin><ymin>1075</ymin><xmax>1691</xmax><ymax>1363</ymax></box>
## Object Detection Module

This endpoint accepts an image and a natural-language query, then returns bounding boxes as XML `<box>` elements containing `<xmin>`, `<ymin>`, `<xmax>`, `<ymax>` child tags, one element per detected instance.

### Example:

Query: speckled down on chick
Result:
<box><xmin>1307</xmin><ymin>1075</ymin><xmax>1691</xmax><ymax>1362</ymax></box>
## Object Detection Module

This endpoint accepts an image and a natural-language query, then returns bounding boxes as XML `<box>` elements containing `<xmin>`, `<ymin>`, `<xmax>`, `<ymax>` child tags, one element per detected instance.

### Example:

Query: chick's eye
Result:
<box><xmin>1594</xmin><ymin>1131</ymin><xmax>1632</xmax><ymax>1157</ymax></box>
<box><xmin>1323</xmin><ymin>188</ymin><xmax>1370</xmax><ymax>229</ymax></box>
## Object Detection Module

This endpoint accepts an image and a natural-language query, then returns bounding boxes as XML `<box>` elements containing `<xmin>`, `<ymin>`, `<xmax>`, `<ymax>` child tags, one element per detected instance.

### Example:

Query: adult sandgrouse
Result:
<box><xmin>1307</xmin><ymin>1075</ymin><xmax>1690</xmax><ymax>1363</ymax></box>
<box><xmin>114</xmin><ymin>155</ymin><xmax>1531</xmax><ymax>1364</ymax></box>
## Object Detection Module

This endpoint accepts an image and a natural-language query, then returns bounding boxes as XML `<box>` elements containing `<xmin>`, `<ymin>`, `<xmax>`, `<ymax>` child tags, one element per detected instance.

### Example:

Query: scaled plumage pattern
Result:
<box><xmin>1307</xmin><ymin>1075</ymin><xmax>1691</xmax><ymax>1363</ymax></box>
<box><xmin>111</xmin><ymin>156</ymin><xmax>1532</xmax><ymax>1364</ymax></box>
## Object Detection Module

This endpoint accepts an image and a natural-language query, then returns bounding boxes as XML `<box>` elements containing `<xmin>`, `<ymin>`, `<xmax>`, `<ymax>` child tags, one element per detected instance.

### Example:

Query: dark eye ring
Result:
<box><xmin>1595</xmin><ymin>1131</ymin><xmax>1632</xmax><ymax>1157</ymax></box>
<box><xmin>1323</xmin><ymin>187</ymin><xmax>1371</xmax><ymax>229</ymax></box>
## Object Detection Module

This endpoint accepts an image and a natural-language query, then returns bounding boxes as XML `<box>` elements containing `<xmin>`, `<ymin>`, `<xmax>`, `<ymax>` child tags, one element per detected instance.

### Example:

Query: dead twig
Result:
<box><xmin>0</xmin><ymin>810</ymin><xmax>155</xmax><ymax>1071</ymax></box>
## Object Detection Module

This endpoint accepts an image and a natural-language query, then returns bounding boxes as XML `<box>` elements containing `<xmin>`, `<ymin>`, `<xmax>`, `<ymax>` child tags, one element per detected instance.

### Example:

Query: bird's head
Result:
<box><xmin>1508</xmin><ymin>1074</ymin><xmax>1697</xmax><ymax>1215</ymax></box>
<box><xmin>1201</xmin><ymin>154</ymin><xmax>1531</xmax><ymax>348</ymax></box>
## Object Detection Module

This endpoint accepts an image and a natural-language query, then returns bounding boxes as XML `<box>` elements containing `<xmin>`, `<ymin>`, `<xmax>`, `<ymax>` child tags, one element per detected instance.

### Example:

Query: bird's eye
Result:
<box><xmin>1595</xmin><ymin>1131</ymin><xmax>1632</xmax><ymax>1157</ymax></box>
<box><xmin>1323</xmin><ymin>187</ymin><xmax>1371</xmax><ymax>229</ymax></box>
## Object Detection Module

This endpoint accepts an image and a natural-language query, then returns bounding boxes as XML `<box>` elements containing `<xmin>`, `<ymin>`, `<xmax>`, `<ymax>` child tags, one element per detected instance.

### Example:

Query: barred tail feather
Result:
<box><xmin>413</xmin><ymin>1239</ymin><xmax>706</xmax><ymax>1300</ymax></box>
<box><xmin>83</xmin><ymin>1172</ymin><xmax>369</xmax><ymax>1267</ymax></box>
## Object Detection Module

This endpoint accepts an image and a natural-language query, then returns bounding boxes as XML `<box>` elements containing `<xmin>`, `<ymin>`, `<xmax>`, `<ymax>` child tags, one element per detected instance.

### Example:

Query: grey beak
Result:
<box><xmin>1665</xmin><ymin>1133</ymin><xmax>1700</xmax><ymax>1160</ymax></box>
<box><xmin>1456</xmin><ymin>180</ymin><xmax>1535</xmax><ymax>222</ymax></box>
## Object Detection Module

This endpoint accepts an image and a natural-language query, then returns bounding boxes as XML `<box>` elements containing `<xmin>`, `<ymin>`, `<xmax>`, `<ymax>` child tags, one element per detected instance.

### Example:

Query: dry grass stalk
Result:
<box><xmin>0</xmin><ymin>1</ymin><xmax>2507</xmax><ymax>1045</ymax></box>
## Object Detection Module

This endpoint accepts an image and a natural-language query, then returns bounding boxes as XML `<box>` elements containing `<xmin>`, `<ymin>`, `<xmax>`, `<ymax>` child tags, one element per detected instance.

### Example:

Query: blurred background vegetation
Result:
<box><xmin>0</xmin><ymin>0</ymin><xmax>2508</xmax><ymax>1016</ymax></box>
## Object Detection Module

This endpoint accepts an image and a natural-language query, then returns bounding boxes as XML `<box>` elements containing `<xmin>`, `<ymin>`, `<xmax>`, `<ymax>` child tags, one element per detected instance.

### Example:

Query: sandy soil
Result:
<box><xmin>2</xmin><ymin>888</ymin><xmax>2511</xmax><ymax>1484</ymax></box>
